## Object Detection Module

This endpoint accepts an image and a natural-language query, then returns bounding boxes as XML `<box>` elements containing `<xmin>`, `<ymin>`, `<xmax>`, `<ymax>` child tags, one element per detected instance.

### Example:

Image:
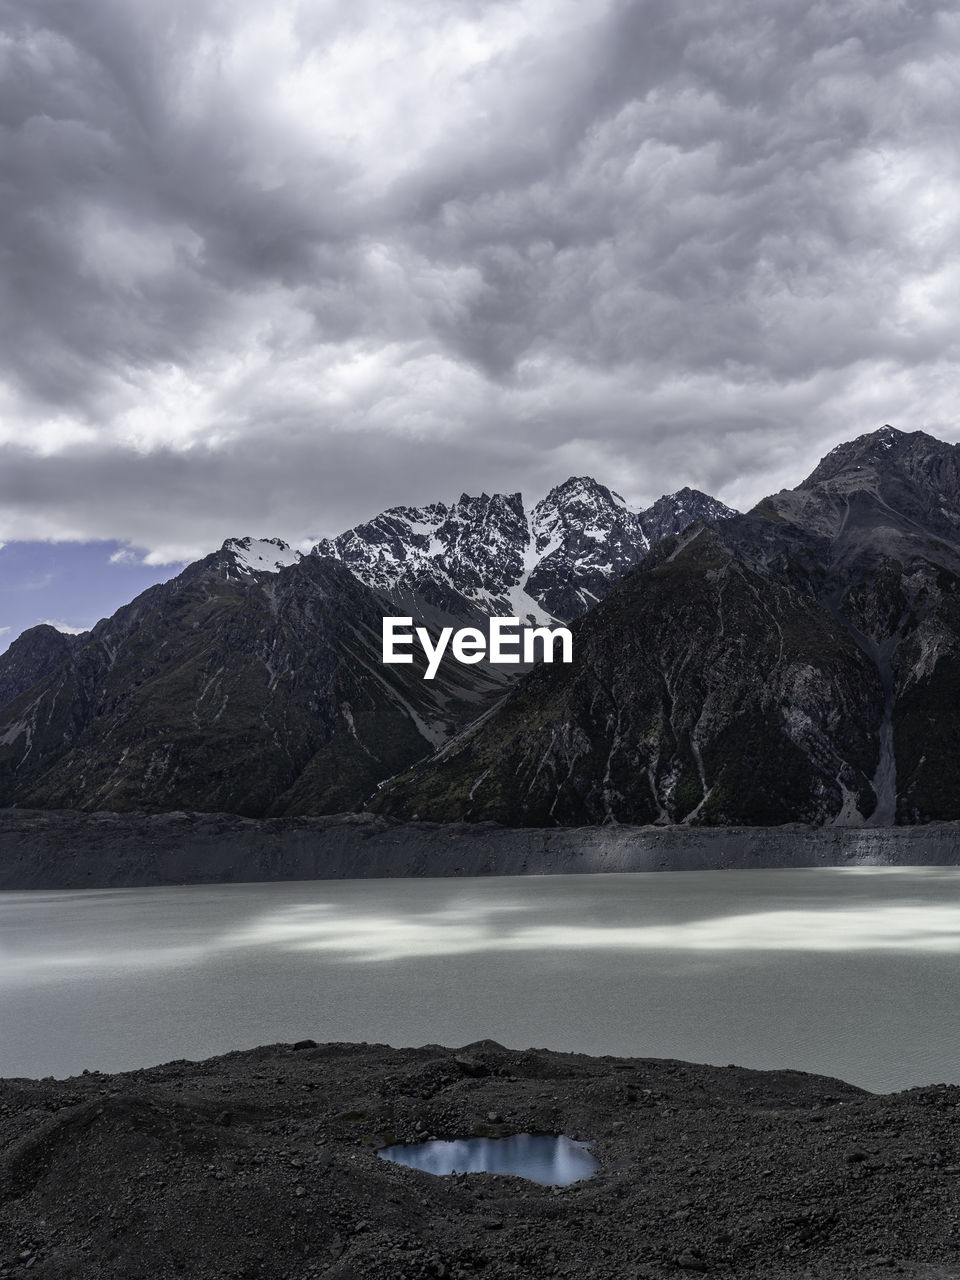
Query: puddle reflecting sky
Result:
<box><xmin>1</xmin><ymin>868</ymin><xmax>958</xmax><ymax>1090</ymax></box>
<box><xmin>378</xmin><ymin>1134</ymin><xmax>597</xmax><ymax>1185</ymax></box>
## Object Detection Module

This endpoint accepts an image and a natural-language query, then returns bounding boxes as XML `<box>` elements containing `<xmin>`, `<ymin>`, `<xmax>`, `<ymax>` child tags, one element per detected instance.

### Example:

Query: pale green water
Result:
<box><xmin>1</xmin><ymin>867</ymin><xmax>958</xmax><ymax>1091</ymax></box>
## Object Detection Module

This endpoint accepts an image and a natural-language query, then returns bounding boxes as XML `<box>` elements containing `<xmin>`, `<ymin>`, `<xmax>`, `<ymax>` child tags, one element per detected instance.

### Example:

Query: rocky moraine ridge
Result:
<box><xmin>2</xmin><ymin>1040</ymin><xmax>960</xmax><ymax>1280</ymax></box>
<box><xmin>2</xmin><ymin>807</ymin><xmax>960</xmax><ymax>890</ymax></box>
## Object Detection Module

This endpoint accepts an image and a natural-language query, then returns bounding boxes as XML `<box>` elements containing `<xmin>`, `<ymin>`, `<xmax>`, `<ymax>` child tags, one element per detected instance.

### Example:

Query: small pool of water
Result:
<box><xmin>377</xmin><ymin>1134</ymin><xmax>597</xmax><ymax>1185</ymax></box>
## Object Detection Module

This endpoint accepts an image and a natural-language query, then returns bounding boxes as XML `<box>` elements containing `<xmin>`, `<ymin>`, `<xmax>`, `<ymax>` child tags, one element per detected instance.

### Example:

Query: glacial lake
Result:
<box><xmin>1</xmin><ymin>868</ymin><xmax>958</xmax><ymax>1093</ymax></box>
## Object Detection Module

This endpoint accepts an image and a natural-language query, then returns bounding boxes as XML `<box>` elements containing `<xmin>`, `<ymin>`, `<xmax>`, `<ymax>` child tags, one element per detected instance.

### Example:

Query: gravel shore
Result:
<box><xmin>2</xmin><ymin>1040</ymin><xmax>959</xmax><ymax>1279</ymax></box>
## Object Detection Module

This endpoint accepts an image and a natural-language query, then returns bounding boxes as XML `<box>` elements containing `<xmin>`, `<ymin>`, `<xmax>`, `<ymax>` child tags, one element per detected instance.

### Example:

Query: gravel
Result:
<box><xmin>1</xmin><ymin>1040</ymin><xmax>959</xmax><ymax>1278</ymax></box>
<box><xmin>2</xmin><ymin>808</ymin><xmax>960</xmax><ymax>889</ymax></box>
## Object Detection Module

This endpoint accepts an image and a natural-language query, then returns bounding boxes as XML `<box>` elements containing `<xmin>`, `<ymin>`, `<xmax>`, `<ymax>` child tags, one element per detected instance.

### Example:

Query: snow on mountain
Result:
<box><xmin>524</xmin><ymin>477</ymin><xmax>650</xmax><ymax>619</ymax></box>
<box><xmin>314</xmin><ymin>478</ymin><xmax>737</xmax><ymax>623</ymax></box>
<box><xmin>210</xmin><ymin>482</ymin><xmax>735</xmax><ymax>621</ymax></box>
<box><xmin>222</xmin><ymin>537</ymin><xmax>301</xmax><ymax>576</ymax></box>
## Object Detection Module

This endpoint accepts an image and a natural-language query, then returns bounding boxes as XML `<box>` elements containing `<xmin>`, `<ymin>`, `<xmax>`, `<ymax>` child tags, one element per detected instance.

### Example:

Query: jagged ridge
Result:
<box><xmin>0</xmin><ymin>477</ymin><xmax>730</xmax><ymax>816</ymax></box>
<box><xmin>314</xmin><ymin>478</ymin><xmax>733</xmax><ymax>623</ymax></box>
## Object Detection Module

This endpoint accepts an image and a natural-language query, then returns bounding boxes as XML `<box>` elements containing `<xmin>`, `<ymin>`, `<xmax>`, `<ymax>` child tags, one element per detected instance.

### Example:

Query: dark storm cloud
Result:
<box><xmin>1</xmin><ymin>0</ymin><xmax>958</xmax><ymax>554</ymax></box>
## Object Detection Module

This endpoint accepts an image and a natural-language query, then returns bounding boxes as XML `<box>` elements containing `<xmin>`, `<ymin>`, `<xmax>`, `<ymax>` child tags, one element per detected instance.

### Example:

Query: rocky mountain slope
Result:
<box><xmin>375</xmin><ymin>426</ymin><xmax>960</xmax><ymax>827</ymax></box>
<box><xmin>0</xmin><ymin>549</ymin><xmax>512</xmax><ymax>817</ymax></box>
<box><xmin>0</xmin><ymin>623</ymin><xmax>86</xmax><ymax>708</ymax></box>
<box><xmin>0</xmin><ymin>478</ymin><xmax>724</xmax><ymax>817</ymax></box>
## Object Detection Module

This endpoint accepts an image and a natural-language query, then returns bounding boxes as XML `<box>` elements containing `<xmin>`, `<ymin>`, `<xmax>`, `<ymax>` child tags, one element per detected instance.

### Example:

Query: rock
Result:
<box><xmin>453</xmin><ymin>1056</ymin><xmax>488</xmax><ymax>1078</ymax></box>
<box><xmin>378</xmin><ymin>427</ymin><xmax>960</xmax><ymax>830</ymax></box>
<box><xmin>0</xmin><ymin>1038</ymin><xmax>956</xmax><ymax>1279</ymax></box>
<box><xmin>675</xmin><ymin>1252</ymin><xmax>709</xmax><ymax>1271</ymax></box>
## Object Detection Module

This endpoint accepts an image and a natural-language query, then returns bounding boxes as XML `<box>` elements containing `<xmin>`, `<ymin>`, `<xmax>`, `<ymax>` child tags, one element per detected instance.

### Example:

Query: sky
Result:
<box><xmin>0</xmin><ymin>538</ymin><xmax>181</xmax><ymax>647</ymax></box>
<box><xmin>2</xmin><ymin>0</ymin><xmax>960</xmax><ymax>640</ymax></box>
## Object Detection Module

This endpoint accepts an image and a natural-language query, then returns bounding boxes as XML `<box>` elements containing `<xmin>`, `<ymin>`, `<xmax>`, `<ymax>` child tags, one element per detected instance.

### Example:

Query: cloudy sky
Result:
<box><xmin>1</xmin><ymin>0</ymin><xmax>959</xmax><ymax>635</ymax></box>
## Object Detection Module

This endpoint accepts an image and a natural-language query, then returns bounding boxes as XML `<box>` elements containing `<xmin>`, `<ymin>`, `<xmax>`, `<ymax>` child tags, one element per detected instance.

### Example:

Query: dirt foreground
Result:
<box><xmin>1</xmin><ymin>1040</ymin><xmax>959</xmax><ymax>1280</ymax></box>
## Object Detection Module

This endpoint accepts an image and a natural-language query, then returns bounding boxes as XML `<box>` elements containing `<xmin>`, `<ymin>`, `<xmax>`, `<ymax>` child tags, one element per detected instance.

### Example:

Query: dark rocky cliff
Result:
<box><xmin>376</xmin><ymin>427</ymin><xmax>960</xmax><ymax>826</ymax></box>
<box><xmin>0</xmin><ymin>624</ymin><xmax>86</xmax><ymax>708</ymax></box>
<box><xmin>0</xmin><ymin>554</ymin><xmax>507</xmax><ymax>817</ymax></box>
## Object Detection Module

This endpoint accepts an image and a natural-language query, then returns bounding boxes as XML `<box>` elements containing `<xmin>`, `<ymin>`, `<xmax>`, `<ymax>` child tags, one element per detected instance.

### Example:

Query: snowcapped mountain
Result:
<box><xmin>313</xmin><ymin>478</ymin><xmax>735</xmax><ymax>622</ymax></box>
<box><xmin>0</xmin><ymin>472</ymin><xmax>737</xmax><ymax>820</ymax></box>
<box><xmin>527</xmin><ymin>479</ymin><xmax>734</xmax><ymax>620</ymax></box>
<box><xmin>221</xmin><ymin>537</ymin><xmax>301</xmax><ymax>576</ymax></box>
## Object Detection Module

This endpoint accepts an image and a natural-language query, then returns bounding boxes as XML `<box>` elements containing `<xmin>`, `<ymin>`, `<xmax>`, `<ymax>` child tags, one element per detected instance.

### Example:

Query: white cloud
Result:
<box><xmin>39</xmin><ymin>619</ymin><xmax>88</xmax><ymax>635</ymax></box>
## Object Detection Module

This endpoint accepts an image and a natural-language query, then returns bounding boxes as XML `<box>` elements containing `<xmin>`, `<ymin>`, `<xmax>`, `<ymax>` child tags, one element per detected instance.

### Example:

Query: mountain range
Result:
<box><xmin>313</xmin><ymin>478</ymin><xmax>731</xmax><ymax>624</ymax></box>
<box><xmin>0</xmin><ymin>479</ymin><xmax>729</xmax><ymax>817</ymax></box>
<box><xmin>4</xmin><ymin>426</ymin><xmax>960</xmax><ymax>828</ymax></box>
<box><xmin>374</xmin><ymin>426</ymin><xmax>960</xmax><ymax>827</ymax></box>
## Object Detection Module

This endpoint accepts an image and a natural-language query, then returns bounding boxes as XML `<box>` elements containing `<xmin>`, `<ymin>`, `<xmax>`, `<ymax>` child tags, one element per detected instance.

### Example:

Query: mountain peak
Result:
<box><xmin>311</xmin><ymin>477</ymin><xmax>735</xmax><ymax>624</ymax></box>
<box><xmin>541</xmin><ymin>475</ymin><xmax>625</xmax><ymax>507</ymax></box>
<box><xmin>747</xmin><ymin>424</ymin><xmax>960</xmax><ymax>551</ymax></box>
<box><xmin>801</xmin><ymin>425</ymin><xmax>949</xmax><ymax>489</ymax></box>
<box><xmin>0</xmin><ymin>622</ymin><xmax>86</xmax><ymax>709</ymax></box>
<box><xmin>639</xmin><ymin>488</ymin><xmax>737</xmax><ymax>544</ymax></box>
<box><xmin>451</xmin><ymin>490</ymin><xmax>525</xmax><ymax>521</ymax></box>
<box><xmin>221</xmin><ymin>537</ymin><xmax>300</xmax><ymax>576</ymax></box>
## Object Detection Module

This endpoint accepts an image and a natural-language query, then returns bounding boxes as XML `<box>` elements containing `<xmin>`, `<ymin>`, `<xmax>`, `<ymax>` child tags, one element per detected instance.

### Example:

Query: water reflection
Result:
<box><xmin>218</xmin><ymin>901</ymin><xmax>960</xmax><ymax>961</ymax></box>
<box><xmin>378</xmin><ymin>1134</ymin><xmax>597</xmax><ymax>1185</ymax></box>
<box><xmin>2</xmin><ymin>869</ymin><xmax>960</xmax><ymax>1089</ymax></box>
<box><xmin>5</xmin><ymin>869</ymin><xmax>960</xmax><ymax>980</ymax></box>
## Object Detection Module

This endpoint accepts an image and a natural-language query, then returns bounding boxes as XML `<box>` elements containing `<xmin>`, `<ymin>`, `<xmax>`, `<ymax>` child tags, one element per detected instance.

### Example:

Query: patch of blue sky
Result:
<box><xmin>0</xmin><ymin>542</ymin><xmax>183</xmax><ymax>652</ymax></box>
